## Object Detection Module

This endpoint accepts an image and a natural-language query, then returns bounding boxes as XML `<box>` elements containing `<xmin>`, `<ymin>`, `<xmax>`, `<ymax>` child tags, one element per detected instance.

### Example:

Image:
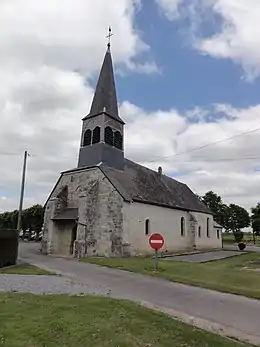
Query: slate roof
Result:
<box><xmin>99</xmin><ymin>159</ymin><xmax>211</xmax><ymax>214</ymax></box>
<box><xmin>52</xmin><ymin>208</ymin><xmax>78</xmax><ymax>221</ymax></box>
<box><xmin>49</xmin><ymin>159</ymin><xmax>211</xmax><ymax>215</ymax></box>
<box><xmin>82</xmin><ymin>46</ymin><xmax>125</xmax><ymax>124</ymax></box>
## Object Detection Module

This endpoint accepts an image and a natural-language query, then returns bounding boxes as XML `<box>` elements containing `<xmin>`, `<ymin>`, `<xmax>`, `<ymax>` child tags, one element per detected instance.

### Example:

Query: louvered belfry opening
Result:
<box><xmin>92</xmin><ymin>126</ymin><xmax>101</xmax><ymax>144</ymax></box>
<box><xmin>83</xmin><ymin>129</ymin><xmax>92</xmax><ymax>146</ymax></box>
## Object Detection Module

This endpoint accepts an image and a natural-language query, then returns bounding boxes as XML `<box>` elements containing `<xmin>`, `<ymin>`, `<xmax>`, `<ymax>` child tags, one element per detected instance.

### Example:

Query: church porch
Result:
<box><xmin>48</xmin><ymin>209</ymin><xmax>78</xmax><ymax>256</ymax></box>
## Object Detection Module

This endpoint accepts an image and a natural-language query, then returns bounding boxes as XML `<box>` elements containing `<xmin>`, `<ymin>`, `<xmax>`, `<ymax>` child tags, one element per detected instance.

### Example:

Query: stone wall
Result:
<box><xmin>187</xmin><ymin>213</ymin><xmax>198</xmax><ymax>251</ymax></box>
<box><xmin>43</xmin><ymin>167</ymin><xmax>124</xmax><ymax>258</ymax></box>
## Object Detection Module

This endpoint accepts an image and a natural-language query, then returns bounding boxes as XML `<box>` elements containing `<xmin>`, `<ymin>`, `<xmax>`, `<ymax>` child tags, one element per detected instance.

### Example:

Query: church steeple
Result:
<box><xmin>77</xmin><ymin>32</ymin><xmax>125</xmax><ymax>170</ymax></box>
<box><xmin>83</xmin><ymin>27</ymin><xmax>124</xmax><ymax>124</ymax></box>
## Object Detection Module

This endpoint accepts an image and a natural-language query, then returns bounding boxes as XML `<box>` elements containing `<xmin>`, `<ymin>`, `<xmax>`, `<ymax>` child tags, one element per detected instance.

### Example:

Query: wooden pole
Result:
<box><xmin>17</xmin><ymin>151</ymin><xmax>28</xmax><ymax>232</ymax></box>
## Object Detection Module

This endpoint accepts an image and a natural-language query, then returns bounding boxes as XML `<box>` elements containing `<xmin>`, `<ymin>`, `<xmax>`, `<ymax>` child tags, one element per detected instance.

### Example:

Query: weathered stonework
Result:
<box><xmin>42</xmin><ymin>167</ymin><xmax>124</xmax><ymax>258</ymax></box>
<box><xmin>188</xmin><ymin>212</ymin><xmax>198</xmax><ymax>251</ymax></box>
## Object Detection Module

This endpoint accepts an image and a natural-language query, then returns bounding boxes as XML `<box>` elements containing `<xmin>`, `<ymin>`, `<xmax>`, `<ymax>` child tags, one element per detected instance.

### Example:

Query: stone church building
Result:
<box><xmin>41</xmin><ymin>43</ymin><xmax>222</xmax><ymax>258</ymax></box>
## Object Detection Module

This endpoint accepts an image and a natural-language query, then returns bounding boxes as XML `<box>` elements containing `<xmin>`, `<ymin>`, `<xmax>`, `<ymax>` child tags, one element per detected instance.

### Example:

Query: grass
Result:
<box><xmin>83</xmin><ymin>253</ymin><xmax>260</xmax><ymax>300</ymax></box>
<box><xmin>223</xmin><ymin>232</ymin><xmax>260</xmax><ymax>245</ymax></box>
<box><xmin>0</xmin><ymin>293</ymin><xmax>253</xmax><ymax>347</ymax></box>
<box><xmin>0</xmin><ymin>263</ymin><xmax>54</xmax><ymax>275</ymax></box>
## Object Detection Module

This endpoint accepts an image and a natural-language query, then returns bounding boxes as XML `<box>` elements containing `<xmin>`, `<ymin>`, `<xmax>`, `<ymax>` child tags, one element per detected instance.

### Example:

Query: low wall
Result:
<box><xmin>0</xmin><ymin>229</ymin><xmax>19</xmax><ymax>268</ymax></box>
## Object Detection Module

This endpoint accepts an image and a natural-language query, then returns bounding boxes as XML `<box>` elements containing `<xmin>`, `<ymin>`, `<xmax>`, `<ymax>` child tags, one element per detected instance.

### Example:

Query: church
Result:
<box><xmin>41</xmin><ymin>41</ymin><xmax>222</xmax><ymax>258</ymax></box>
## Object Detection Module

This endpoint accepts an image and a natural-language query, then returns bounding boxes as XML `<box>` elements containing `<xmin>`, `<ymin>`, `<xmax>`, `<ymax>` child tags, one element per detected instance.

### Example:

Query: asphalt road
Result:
<box><xmin>18</xmin><ymin>242</ymin><xmax>260</xmax><ymax>346</ymax></box>
<box><xmin>223</xmin><ymin>244</ymin><xmax>260</xmax><ymax>253</ymax></box>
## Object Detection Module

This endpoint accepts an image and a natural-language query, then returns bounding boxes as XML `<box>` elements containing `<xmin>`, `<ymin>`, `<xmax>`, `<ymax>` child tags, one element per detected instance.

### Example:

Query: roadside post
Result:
<box><xmin>149</xmin><ymin>233</ymin><xmax>164</xmax><ymax>271</ymax></box>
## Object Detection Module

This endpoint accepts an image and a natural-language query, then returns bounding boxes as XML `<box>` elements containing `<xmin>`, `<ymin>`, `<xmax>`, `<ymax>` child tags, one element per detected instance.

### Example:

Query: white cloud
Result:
<box><xmin>156</xmin><ymin>0</ymin><xmax>260</xmax><ymax>80</ymax></box>
<box><xmin>155</xmin><ymin>0</ymin><xmax>183</xmax><ymax>19</ymax></box>
<box><xmin>124</xmin><ymin>103</ymin><xmax>260</xmax><ymax>211</ymax></box>
<box><xmin>195</xmin><ymin>0</ymin><xmax>260</xmax><ymax>80</ymax></box>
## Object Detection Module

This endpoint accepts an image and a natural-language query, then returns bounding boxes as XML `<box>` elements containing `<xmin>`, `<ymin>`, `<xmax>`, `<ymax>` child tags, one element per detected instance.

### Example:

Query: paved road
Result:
<box><xmin>224</xmin><ymin>244</ymin><xmax>260</xmax><ymax>253</ymax></box>
<box><xmin>18</xmin><ymin>242</ymin><xmax>260</xmax><ymax>346</ymax></box>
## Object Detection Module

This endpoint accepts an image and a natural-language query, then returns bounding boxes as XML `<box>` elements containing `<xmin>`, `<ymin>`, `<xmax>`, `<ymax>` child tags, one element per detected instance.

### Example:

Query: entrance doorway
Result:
<box><xmin>70</xmin><ymin>224</ymin><xmax>77</xmax><ymax>255</ymax></box>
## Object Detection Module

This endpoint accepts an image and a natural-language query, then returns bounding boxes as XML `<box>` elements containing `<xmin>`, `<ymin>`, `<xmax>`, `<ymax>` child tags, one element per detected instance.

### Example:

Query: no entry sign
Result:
<box><xmin>149</xmin><ymin>233</ymin><xmax>164</xmax><ymax>250</ymax></box>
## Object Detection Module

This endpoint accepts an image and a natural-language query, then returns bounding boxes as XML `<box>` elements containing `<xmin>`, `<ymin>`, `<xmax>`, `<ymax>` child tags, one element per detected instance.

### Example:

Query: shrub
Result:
<box><xmin>238</xmin><ymin>242</ymin><xmax>246</xmax><ymax>251</ymax></box>
<box><xmin>233</xmin><ymin>231</ymin><xmax>244</xmax><ymax>243</ymax></box>
<box><xmin>0</xmin><ymin>229</ymin><xmax>19</xmax><ymax>268</ymax></box>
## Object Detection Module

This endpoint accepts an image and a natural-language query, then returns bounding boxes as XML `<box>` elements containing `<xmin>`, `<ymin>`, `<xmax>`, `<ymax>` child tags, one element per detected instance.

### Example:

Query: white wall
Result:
<box><xmin>192</xmin><ymin>211</ymin><xmax>222</xmax><ymax>249</ymax></box>
<box><xmin>123</xmin><ymin>201</ymin><xmax>222</xmax><ymax>255</ymax></box>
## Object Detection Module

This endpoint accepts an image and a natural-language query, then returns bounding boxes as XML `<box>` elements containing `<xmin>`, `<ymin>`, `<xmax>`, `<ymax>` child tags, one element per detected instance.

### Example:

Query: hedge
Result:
<box><xmin>0</xmin><ymin>229</ymin><xmax>19</xmax><ymax>268</ymax></box>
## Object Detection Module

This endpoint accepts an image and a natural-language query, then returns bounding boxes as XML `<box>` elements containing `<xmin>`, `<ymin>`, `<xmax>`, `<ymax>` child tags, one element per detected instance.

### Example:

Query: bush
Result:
<box><xmin>233</xmin><ymin>231</ymin><xmax>244</xmax><ymax>243</ymax></box>
<box><xmin>0</xmin><ymin>229</ymin><xmax>19</xmax><ymax>268</ymax></box>
<box><xmin>238</xmin><ymin>242</ymin><xmax>246</xmax><ymax>251</ymax></box>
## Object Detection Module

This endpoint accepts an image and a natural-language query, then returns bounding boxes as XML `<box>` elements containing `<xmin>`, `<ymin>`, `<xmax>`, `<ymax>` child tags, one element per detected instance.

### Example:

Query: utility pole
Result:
<box><xmin>17</xmin><ymin>150</ymin><xmax>28</xmax><ymax>232</ymax></box>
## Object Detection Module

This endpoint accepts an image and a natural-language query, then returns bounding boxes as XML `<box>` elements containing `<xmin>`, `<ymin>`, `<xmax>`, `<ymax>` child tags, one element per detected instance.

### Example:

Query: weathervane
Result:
<box><xmin>106</xmin><ymin>26</ymin><xmax>113</xmax><ymax>48</ymax></box>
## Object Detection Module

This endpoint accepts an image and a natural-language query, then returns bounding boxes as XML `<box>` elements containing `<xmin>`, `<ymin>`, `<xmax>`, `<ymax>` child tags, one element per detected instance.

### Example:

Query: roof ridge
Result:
<box><xmin>124</xmin><ymin>158</ymin><xmax>184</xmax><ymax>185</ymax></box>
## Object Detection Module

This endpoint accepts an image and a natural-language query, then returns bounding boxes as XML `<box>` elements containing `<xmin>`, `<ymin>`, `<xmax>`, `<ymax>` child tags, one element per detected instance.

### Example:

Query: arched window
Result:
<box><xmin>83</xmin><ymin>129</ymin><xmax>92</xmax><ymax>147</ymax></box>
<box><xmin>92</xmin><ymin>126</ymin><xmax>100</xmax><ymax>144</ymax></box>
<box><xmin>181</xmin><ymin>217</ymin><xmax>185</xmax><ymax>236</ymax></box>
<box><xmin>198</xmin><ymin>226</ymin><xmax>201</xmax><ymax>238</ymax></box>
<box><xmin>114</xmin><ymin>131</ymin><xmax>123</xmax><ymax>150</ymax></box>
<box><xmin>145</xmin><ymin>219</ymin><xmax>150</xmax><ymax>235</ymax></box>
<box><xmin>104</xmin><ymin>126</ymin><xmax>114</xmax><ymax>146</ymax></box>
<box><xmin>207</xmin><ymin>218</ymin><xmax>210</xmax><ymax>238</ymax></box>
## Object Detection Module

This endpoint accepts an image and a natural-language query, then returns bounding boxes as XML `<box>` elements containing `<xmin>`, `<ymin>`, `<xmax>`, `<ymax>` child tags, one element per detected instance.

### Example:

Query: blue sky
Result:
<box><xmin>116</xmin><ymin>1</ymin><xmax>260</xmax><ymax>112</ymax></box>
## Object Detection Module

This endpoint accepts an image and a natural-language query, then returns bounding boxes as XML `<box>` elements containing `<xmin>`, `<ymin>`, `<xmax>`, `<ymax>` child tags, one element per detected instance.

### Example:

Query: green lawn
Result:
<box><xmin>0</xmin><ymin>294</ymin><xmax>252</xmax><ymax>347</ymax></box>
<box><xmin>83</xmin><ymin>253</ymin><xmax>260</xmax><ymax>299</ymax></box>
<box><xmin>223</xmin><ymin>233</ymin><xmax>260</xmax><ymax>245</ymax></box>
<box><xmin>0</xmin><ymin>263</ymin><xmax>53</xmax><ymax>275</ymax></box>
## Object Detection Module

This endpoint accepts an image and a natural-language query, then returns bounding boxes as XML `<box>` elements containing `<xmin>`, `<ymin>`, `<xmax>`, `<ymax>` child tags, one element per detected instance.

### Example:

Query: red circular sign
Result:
<box><xmin>149</xmin><ymin>233</ymin><xmax>165</xmax><ymax>250</ymax></box>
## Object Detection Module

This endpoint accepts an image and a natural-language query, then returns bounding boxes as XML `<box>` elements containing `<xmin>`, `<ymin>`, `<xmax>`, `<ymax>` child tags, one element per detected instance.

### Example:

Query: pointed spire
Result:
<box><xmin>85</xmin><ymin>29</ymin><xmax>124</xmax><ymax>124</ymax></box>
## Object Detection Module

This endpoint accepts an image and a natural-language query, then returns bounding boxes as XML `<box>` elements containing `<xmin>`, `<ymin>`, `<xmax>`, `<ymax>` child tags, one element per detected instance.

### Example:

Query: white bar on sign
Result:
<box><xmin>150</xmin><ymin>240</ymin><xmax>163</xmax><ymax>244</ymax></box>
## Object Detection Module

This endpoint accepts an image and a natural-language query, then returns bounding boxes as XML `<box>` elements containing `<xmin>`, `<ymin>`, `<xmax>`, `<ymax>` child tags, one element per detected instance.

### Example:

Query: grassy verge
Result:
<box><xmin>223</xmin><ymin>233</ymin><xmax>260</xmax><ymax>245</ymax></box>
<box><xmin>83</xmin><ymin>253</ymin><xmax>260</xmax><ymax>299</ymax></box>
<box><xmin>0</xmin><ymin>294</ymin><xmax>253</xmax><ymax>347</ymax></box>
<box><xmin>0</xmin><ymin>263</ymin><xmax>54</xmax><ymax>275</ymax></box>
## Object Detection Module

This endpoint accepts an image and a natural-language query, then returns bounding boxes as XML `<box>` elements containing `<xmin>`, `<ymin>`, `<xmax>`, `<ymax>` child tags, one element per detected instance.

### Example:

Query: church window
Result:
<box><xmin>181</xmin><ymin>217</ymin><xmax>185</xmax><ymax>236</ymax></box>
<box><xmin>198</xmin><ymin>226</ymin><xmax>201</xmax><ymax>238</ymax></box>
<box><xmin>114</xmin><ymin>131</ymin><xmax>123</xmax><ymax>150</ymax></box>
<box><xmin>207</xmin><ymin>218</ymin><xmax>210</xmax><ymax>238</ymax></box>
<box><xmin>92</xmin><ymin>126</ymin><xmax>101</xmax><ymax>144</ymax></box>
<box><xmin>217</xmin><ymin>229</ymin><xmax>220</xmax><ymax>239</ymax></box>
<box><xmin>83</xmin><ymin>129</ymin><xmax>92</xmax><ymax>146</ymax></box>
<box><xmin>105</xmin><ymin>126</ymin><xmax>114</xmax><ymax>146</ymax></box>
<box><xmin>145</xmin><ymin>219</ymin><xmax>150</xmax><ymax>235</ymax></box>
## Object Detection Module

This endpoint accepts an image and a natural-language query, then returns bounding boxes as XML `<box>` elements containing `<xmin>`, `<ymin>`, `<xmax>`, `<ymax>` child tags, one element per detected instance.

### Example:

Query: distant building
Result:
<box><xmin>41</xmin><ymin>42</ymin><xmax>222</xmax><ymax>258</ymax></box>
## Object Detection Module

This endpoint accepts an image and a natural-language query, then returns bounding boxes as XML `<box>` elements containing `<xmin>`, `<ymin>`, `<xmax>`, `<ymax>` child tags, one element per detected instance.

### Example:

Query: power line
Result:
<box><xmin>144</xmin><ymin>126</ymin><xmax>260</xmax><ymax>163</ymax></box>
<box><xmin>144</xmin><ymin>156</ymin><xmax>260</xmax><ymax>163</ymax></box>
<box><xmin>0</xmin><ymin>125</ymin><xmax>260</xmax><ymax>163</ymax></box>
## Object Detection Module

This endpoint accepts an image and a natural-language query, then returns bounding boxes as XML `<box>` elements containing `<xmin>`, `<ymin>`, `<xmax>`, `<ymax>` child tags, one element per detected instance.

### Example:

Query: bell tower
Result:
<box><xmin>78</xmin><ymin>29</ymin><xmax>125</xmax><ymax>170</ymax></box>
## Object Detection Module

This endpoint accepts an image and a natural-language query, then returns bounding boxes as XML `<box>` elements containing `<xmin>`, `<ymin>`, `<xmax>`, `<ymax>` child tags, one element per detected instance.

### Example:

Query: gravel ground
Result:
<box><xmin>0</xmin><ymin>274</ymin><xmax>111</xmax><ymax>296</ymax></box>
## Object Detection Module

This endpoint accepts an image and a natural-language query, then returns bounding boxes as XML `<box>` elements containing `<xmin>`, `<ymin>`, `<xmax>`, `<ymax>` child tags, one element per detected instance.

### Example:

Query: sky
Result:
<box><xmin>1</xmin><ymin>0</ymin><xmax>260</xmax><ymax>214</ymax></box>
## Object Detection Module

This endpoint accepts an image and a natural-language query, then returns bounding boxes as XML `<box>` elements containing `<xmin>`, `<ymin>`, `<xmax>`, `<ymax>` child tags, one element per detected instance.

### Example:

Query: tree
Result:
<box><xmin>201</xmin><ymin>191</ymin><xmax>227</xmax><ymax>227</ymax></box>
<box><xmin>26</xmin><ymin>205</ymin><xmax>44</xmax><ymax>240</ymax></box>
<box><xmin>251</xmin><ymin>203</ymin><xmax>260</xmax><ymax>243</ymax></box>
<box><xmin>200</xmin><ymin>191</ymin><xmax>251</xmax><ymax>242</ymax></box>
<box><xmin>224</xmin><ymin>204</ymin><xmax>250</xmax><ymax>241</ymax></box>
<box><xmin>0</xmin><ymin>205</ymin><xmax>44</xmax><ymax>240</ymax></box>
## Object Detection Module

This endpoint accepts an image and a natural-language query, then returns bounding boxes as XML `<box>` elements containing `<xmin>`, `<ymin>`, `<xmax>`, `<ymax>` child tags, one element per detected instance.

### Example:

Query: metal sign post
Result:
<box><xmin>149</xmin><ymin>233</ymin><xmax>165</xmax><ymax>272</ymax></box>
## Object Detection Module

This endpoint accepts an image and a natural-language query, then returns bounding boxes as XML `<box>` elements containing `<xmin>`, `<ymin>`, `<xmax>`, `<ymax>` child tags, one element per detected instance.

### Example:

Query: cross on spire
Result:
<box><xmin>106</xmin><ymin>26</ymin><xmax>113</xmax><ymax>49</ymax></box>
